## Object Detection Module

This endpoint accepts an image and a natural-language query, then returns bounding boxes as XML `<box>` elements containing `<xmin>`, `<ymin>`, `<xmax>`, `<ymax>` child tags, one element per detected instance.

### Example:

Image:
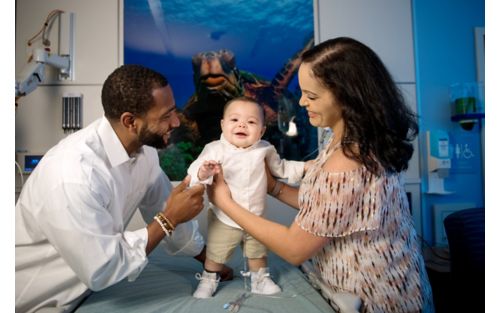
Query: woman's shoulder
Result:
<box><xmin>320</xmin><ymin>148</ymin><xmax>362</xmax><ymax>174</ymax></box>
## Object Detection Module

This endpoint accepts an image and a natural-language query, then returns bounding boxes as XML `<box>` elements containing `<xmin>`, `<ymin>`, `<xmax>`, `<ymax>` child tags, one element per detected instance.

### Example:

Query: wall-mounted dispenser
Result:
<box><xmin>426</xmin><ymin>130</ymin><xmax>453</xmax><ymax>194</ymax></box>
<box><xmin>449</xmin><ymin>82</ymin><xmax>484</xmax><ymax>131</ymax></box>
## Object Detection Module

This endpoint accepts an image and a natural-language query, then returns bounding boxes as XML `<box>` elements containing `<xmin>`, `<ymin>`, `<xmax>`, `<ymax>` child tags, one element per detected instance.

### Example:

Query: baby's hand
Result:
<box><xmin>198</xmin><ymin>160</ymin><xmax>222</xmax><ymax>181</ymax></box>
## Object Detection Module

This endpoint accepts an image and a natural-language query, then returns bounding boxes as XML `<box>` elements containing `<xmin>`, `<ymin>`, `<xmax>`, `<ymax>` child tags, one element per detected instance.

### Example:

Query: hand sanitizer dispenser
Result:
<box><xmin>426</xmin><ymin>130</ymin><xmax>453</xmax><ymax>194</ymax></box>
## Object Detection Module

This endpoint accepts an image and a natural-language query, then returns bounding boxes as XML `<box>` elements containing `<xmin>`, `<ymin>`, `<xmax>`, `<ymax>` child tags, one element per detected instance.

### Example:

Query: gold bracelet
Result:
<box><xmin>154</xmin><ymin>215</ymin><xmax>171</xmax><ymax>237</ymax></box>
<box><xmin>154</xmin><ymin>212</ymin><xmax>175</xmax><ymax>237</ymax></box>
<box><xmin>157</xmin><ymin>212</ymin><xmax>176</xmax><ymax>231</ymax></box>
<box><xmin>271</xmin><ymin>180</ymin><xmax>284</xmax><ymax>197</ymax></box>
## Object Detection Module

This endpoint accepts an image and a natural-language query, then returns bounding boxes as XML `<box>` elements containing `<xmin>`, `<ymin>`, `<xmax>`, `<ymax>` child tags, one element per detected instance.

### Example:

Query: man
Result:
<box><xmin>15</xmin><ymin>64</ymin><xmax>230</xmax><ymax>313</ymax></box>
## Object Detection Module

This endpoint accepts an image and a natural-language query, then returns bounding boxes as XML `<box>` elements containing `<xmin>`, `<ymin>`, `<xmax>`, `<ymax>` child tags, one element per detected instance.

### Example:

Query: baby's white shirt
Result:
<box><xmin>187</xmin><ymin>135</ymin><xmax>304</xmax><ymax>229</ymax></box>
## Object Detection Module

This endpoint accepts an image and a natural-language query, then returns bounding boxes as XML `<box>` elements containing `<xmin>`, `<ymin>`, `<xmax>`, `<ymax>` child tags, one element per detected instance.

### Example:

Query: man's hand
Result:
<box><xmin>163</xmin><ymin>175</ymin><xmax>205</xmax><ymax>226</ymax></box>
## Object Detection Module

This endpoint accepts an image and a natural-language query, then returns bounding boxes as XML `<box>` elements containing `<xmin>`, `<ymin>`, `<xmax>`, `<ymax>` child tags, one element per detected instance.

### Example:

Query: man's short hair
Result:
<box><xmin>101</xmin><ymin>64</ymin><xmax>169</xmax><ymax>120</ymax></box>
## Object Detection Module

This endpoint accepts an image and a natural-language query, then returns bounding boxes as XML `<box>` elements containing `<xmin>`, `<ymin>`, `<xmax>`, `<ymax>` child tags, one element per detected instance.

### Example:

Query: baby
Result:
<box><xmin>188</xmin><ymin>96</ymin><xmax>307</xmax><ymax>298</ymax></box>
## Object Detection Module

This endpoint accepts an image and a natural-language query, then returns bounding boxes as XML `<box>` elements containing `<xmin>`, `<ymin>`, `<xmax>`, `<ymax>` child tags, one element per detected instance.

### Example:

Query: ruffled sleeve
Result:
<box><xmin>295</xmin><ymin>167</ymin><xmax>388</xmax><ymax>237</ymax></box>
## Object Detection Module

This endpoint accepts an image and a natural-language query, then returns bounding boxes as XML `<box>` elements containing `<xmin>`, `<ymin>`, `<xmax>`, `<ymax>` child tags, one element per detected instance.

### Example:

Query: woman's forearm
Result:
<box><xmin>265</xmin><ymin>163</ymin><xmax>299</xmax><ymax>209</ymax></box>
<box><xmin>210</xmin><ymin>171</ymin><xmax>327</xmax><ymax>264</ymax></box>
<box><xmin>218</xmin><ymin>197</ymin><xmax>326</xmax><ymax>265</ymax></box>
<box><xmin>272</xmin><ymin>182</ymin><xmax>299</xmax><ymax>209</ymax></box>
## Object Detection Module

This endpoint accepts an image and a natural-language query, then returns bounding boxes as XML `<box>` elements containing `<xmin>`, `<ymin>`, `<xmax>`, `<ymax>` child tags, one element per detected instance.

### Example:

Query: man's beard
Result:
<box><xmin>138</xmin><ymin>125</ymin><xmax>168</xmax><ymax>150</ymax></box>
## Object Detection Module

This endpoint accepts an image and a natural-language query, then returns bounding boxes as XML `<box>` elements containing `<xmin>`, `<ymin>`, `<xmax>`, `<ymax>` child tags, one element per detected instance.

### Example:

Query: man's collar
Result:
<box><xmin>98</xmin><ymin>116</ymin><xmax>143</xmax><ymax>167</ymax></box>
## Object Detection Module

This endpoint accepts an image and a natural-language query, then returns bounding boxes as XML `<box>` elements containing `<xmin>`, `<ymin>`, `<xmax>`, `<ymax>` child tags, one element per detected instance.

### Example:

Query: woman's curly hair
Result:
<box><xmin>101</xmin><ymin>64</ymin><xmax>169</xmax><ymax>120</ymax></box>
<box><xmin>301</xmin><ymin>37</ymin><xmax>418</xmax><ymax>175</ymax></box>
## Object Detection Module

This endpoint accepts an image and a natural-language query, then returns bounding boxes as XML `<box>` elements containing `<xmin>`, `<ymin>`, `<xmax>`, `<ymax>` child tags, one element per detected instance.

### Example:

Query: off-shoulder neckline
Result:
<box><xmin>317</xmin><ymin>164</ymin><xmax>365</xmax><ymax>176</ymax></box>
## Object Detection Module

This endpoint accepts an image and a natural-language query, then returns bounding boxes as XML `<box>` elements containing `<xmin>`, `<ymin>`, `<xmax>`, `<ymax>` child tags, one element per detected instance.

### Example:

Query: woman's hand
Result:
<box><xmin>206</xmin><ymin>168</ymin><xmax>233</xmax><ymax>210</ymax></box>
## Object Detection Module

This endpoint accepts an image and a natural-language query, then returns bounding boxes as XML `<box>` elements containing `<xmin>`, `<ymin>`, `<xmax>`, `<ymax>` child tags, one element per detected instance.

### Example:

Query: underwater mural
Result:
<box><xmin>124</xmin><ymin>0</ymin><xmax>316</xmax><ymax>180</ymax></box>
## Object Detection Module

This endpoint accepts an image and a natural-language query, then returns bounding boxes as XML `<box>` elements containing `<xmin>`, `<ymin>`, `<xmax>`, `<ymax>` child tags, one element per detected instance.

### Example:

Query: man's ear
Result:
<box><xmin>120</xmin><ymin>112</ymin><xmax>137</xmax><ymax>133</ymax></box>
<box><xmin>220</xmin><ymin>119</ymin><xmax>224</xmax><ymax>131</ymax></box>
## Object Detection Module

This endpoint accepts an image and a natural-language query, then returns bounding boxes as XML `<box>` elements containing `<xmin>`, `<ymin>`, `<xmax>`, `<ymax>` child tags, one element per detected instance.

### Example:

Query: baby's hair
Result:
<box><xmin>223</xmin><ymin>96</ymin><xmax>265</xmax><ymax>122</ymax></box>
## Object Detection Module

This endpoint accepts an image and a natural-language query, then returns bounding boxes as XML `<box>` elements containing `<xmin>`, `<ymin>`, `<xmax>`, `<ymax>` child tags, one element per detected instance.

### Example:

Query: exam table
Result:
<box><xmin>74</xmin><ymin>196</ymin><xmax>336</xmax><ymax>313</ymax></box>
<box><xmin>74</xmin><ymin>248</ymin><xmax>335</xmax><ymax>313</ymax></box>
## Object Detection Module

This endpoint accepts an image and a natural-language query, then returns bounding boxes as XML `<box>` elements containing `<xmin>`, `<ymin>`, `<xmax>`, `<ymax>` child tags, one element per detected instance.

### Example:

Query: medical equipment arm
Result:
<box><xmin>15</xmin><ymin>48</ymin><xmax>71</xmax><ymax>97</ymax></box>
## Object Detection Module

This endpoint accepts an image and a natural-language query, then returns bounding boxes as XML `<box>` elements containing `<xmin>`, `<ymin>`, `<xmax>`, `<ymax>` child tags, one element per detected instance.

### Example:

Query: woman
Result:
<box><xmin>207</xmin><ymin>37</ymin><xmax>434</xmax><ymax>313</ymax></box>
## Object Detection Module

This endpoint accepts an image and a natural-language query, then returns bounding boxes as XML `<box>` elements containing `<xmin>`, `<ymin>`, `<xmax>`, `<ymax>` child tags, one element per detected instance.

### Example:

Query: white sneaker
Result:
<box><xmin>250</xmin><ymin>267</ymin><xmax>281</xmax><ymax>295</ymax></box>
<box><xmin>193</xmin><ymin>270</ymin><xmax>220</xmax><ymax>299</ymax></box>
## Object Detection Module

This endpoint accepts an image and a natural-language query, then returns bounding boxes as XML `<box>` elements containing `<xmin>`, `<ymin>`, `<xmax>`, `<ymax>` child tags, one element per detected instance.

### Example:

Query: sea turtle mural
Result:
<box><xmin>162</xmin><ymin>36</ymin><xmax>317</xmax><ymax>180</ymax></box>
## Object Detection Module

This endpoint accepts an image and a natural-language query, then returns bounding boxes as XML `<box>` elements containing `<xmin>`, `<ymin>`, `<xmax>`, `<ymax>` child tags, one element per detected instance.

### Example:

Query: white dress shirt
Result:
<box><xmin>15</xmin><ymin>117</ymin><xmax>204</xmax><ymax>313</ymax></box>
<box><xmin>188</xmin><ymin>135</ymin><xmax>304</xmax><ymax>229</ymax></box>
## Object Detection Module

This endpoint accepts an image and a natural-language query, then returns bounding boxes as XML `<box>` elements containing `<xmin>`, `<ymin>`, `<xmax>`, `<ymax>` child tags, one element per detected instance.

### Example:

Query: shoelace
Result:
<box><xmin>240</xmin><ymin>270</ymin><xmax>271</xmax><ymax>285</ymax></box>
<box><xmin>195</xmin><ymin>272</ymin><xmax>220</xmax><ymax>282</ymax></box>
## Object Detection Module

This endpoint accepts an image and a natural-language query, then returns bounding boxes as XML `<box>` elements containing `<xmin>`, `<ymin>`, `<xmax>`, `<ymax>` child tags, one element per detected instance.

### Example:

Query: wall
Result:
<box><xmin>14</xmin><ymin>0</ymin><xmax>299</xmax><ymax>233</ymax></box>
<box><xmin>15</xmin><ymin>0</ymin><xmax>486</xmax><ymax>246</ymax></box>
<box><xmin>15</xmin><ymin>0</ymin><xmax>122</xmax><ymax>196</ymax></box>
<box><xmin>412</xmin><ymin>0</ymin><xmax>485</xmax><ymax>245</ymax></box>
<box><xmin>316</xmin><ymin>0</ymin><xmax>485</xmax><ymax>245</ymax></box>
<box><xmin>315</xmin><ymin>0</ymin><xmax>423</xmax><ymax>237</ymax></box>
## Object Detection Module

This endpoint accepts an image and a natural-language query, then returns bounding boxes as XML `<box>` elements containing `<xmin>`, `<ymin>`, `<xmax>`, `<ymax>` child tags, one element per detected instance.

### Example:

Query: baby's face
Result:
<box><xmin>221</xmin><ymin>100</ymin><xmax>265</xmax><ymax>148</ymax></box>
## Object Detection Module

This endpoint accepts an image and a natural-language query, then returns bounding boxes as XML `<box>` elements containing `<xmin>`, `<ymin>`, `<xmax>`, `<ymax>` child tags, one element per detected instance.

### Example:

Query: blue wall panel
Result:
<box><xmin>412</xmin><ymin>0</ymin><xmax>485</xmax><ymax>244</ymax></box>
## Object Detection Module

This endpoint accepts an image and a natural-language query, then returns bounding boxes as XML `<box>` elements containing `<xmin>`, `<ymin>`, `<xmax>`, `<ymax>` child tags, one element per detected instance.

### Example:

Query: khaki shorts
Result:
<box><xmin>206</xmin><ymin>209</ymin><xmax>267</xmax><ymax>264</ymax></box>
